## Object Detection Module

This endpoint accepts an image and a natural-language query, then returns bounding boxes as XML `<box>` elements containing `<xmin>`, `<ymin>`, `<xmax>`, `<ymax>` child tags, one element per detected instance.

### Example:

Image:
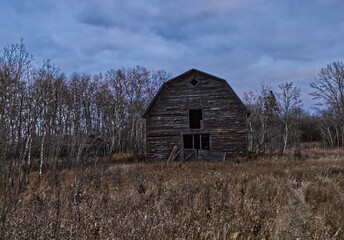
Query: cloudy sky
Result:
<box><xmin>1</xmin><ymin>0</ymin><xmax>344</xmax><ymax>111</ymax></box>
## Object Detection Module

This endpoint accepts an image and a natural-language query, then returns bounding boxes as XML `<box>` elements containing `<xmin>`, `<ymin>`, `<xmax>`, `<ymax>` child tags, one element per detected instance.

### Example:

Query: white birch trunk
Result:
<box><xmin>20</xmin><ymin>134</ymin><xmax>31</xmax><ymax>175</ymax></box>
<box><xmin>76</xmin><ymin>140</ymin><xmax>85</xmax><ymax>166</ymax></box>
<box><xmin>282</xmin><ymin>123</ymin><xmax>288</xmax><ymax>153</ymax></box>
<box><xmin>327</xmin><ymin>126</ymin><xmax>334</xmax><ymax>148</ymax></box>
<box><xmin>26</xmin><ymin>136</ymin><xmax>32</xmax><ymax>184</ymax></box>
<box><xmin>259</xmin><ymin>117</ymin><xmax>266</xmax><ymax>153</ymax></box>
<box><xmin>39</xmin><ymin>134</ymin><xmax>45</xmax><ymax>179</ymax></box>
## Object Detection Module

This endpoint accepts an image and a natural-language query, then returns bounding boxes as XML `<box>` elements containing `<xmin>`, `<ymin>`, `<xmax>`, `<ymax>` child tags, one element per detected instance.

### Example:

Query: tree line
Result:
<box><xmin>0</xmin><ymin>40</ymin><xmax>170</xmax><ymax>183</ymax></box>
<box><xmin>0</xmin><ymin>40</ymin><xmax>344</xmax><ymax>180</ymax></box>
<box><xmin>243</xmin><ymin>60</ymin><xmax>344</xmax><ymax>154</ymax></box>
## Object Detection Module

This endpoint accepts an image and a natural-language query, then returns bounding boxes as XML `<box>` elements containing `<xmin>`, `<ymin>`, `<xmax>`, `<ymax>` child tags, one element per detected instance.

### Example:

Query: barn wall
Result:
<box><xmin>145</xmin><ymin>72</ymin><xmax>247</xmax><ymax>162</ymax></box>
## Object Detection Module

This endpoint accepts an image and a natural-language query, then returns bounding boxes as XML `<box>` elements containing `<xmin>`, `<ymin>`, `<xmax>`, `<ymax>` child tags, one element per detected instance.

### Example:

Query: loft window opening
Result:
<box><xmin>189</xmin><ymin>109</ymin><xmax>203</xmax><ymax>129</ymax></box>
<box><xmin>183</xmin><ymin>134</ymin><xmax>210</xmax><ymax>150</ymax></box>
<box><xmin>190</xmin><ymin>78</ymin><xmax>199</xmax><ymax>87</ymax></box>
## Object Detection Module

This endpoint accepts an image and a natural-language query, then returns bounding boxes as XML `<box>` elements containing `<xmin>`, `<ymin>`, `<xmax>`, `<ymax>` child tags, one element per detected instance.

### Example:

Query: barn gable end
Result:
<box><xmin>143</xmin><ymin>69</ymin><xmax>249</xmax><ymax>162</ymax></box>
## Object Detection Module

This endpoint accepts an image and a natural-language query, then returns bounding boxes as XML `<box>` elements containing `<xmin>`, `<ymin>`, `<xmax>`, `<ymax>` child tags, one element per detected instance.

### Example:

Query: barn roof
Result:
<box><xmin>142</xmin><ymin>69</ymin><xmax>250</xmax><ymax>118</ymax></box>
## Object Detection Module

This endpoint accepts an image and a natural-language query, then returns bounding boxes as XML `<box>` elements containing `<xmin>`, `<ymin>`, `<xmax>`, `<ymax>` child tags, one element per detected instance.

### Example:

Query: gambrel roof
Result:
<box><xmin>142</xmin><ymin>69</ymin><xmax>250</xmax><ymax>118</ymax></box>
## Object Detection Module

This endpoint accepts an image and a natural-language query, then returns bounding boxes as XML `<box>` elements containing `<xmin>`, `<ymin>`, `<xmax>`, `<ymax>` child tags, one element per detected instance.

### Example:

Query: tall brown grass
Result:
<box><xmin>1</xmin><ymin>148</ymin><xmax>344</xmax><ymax>239</ymax></box>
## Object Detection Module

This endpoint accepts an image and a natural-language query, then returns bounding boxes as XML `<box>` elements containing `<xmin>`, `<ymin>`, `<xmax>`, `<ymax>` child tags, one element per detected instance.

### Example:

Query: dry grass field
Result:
<box><xmin>1</xmin><ymin>148</ymin><xmax>344</xmax><ymax>239</ymax></box>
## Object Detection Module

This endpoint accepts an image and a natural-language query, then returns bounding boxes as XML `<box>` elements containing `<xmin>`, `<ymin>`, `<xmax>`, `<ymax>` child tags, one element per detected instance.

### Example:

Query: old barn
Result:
<box><xmin>142</xmin><ymin>69</ymin><xmax>250</xmax><ymax>162</ymax></box>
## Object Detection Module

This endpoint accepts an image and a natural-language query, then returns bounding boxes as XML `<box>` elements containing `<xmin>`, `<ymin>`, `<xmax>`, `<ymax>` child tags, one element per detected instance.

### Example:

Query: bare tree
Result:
<box><xmin>31</xmin><ymin>60</ymin><xmax>65</xmax><ymax>178</ymax></box>
<box><xmin>256</xmin><ymin>85</ymin><xmax>280</xmax><ymax>153</ymax></box>
<box><xmin>244</xmin><ymin>85</ymin><xmax>281</xmax><ymax>153</ymax></box>
<box><xmin>0</xmin><ymin>40</ymin><xmax>33</xmax><ymax>182</ymax></box>
<box><xmin>243</xmin><ymin>91</ymin><xmax>257</xmax><ymax>152</ymax></box>
<box><xmin>310</xmin><ymin>61</ymin><xmax>344</xmax><ymax>147</ymax></box>
<box><xmin>310</xmin><ymin>61</ymin><xmax>344</xmax><ymax>114</ymax></box>
<box><xmin>244</xmin><ymin>82</ymin><xmax>304</xmax><ymax>154</ymax></box>
<box><xmin>0</xmin><ymin>39</ymin><xmax>33</xmax><ymax>237</ymax></box>
<box><xmin>0</xmin><ymin>40</ymin><xmax>172</xmax><ymax>178</ymax></box>
<box><xmin>277</xmin><ymin>82</ymin><xmax>302</xmax><ymax>153</ymax></box>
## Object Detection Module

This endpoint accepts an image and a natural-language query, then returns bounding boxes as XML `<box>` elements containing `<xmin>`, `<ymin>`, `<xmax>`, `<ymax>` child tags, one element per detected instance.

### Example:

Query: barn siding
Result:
<box><xmin>145</xmin><ymin>71</ymin><xmax>248</xmax><ymax>162</ymax></box>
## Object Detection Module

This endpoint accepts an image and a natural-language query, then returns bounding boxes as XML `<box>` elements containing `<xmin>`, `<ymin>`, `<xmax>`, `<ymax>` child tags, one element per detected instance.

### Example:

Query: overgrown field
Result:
<box><xmin>1</xmin><ymin>148</ymin><xmax>344</xmax><ymax>239</ymax></box>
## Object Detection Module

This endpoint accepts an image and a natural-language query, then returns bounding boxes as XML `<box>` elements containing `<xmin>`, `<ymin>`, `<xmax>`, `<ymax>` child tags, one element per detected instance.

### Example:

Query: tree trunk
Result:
<box><xmin>39</xmin><ymin>134</ymin><xmax>45</xmax><ymax>180</ymax></box>
<box><xmin>248</xmin><ymin>118</ymin><xmax>254</xmax><ymax>152</ymax></box>
<box><xmin>259</xmin><ymin>117</ymin><xmax>266</xmax><ymax>153</ymax></box>
<box><xmin>76</xmin><ymin>140</ymin><xmax>85</xmax><ymax>167</ymax></box>
<box><xmin>25</xmin><ymin>136</ymin><xmax>32</xmax><ymax>184</ymax></box>
<box><xmin>282</xmin><ymin>123</ymin><xmax>288</xmax><ymax>153</ymax></box>
<box><xmin>53</xmin><ymin>143</ymin><xmax>60</xmax><ymax>172</ymax></box>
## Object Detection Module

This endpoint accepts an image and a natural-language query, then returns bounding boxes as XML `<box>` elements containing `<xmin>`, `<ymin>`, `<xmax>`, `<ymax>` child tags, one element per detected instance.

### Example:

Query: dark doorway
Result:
<box><xmin>194</xmin><ymin>134</ymin><xmax>200</xmax><ymax>149</ymax></box>
<box><xmin>189</xmin><ymin>109</ymin><xmax>202</xmax><ymax>129</ymax></box>
<box><xmin>183</xmin><ymin>135</ymin><xmax>193</xmax><ymax>149</ymax></box>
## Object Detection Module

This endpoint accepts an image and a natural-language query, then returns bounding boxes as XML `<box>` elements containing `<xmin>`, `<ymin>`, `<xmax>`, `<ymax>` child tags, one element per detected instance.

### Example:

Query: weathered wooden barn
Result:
<box><xmin>142</xmin><ymin>69</ymin><xmax>250</xmax><ymax>162</ymax></box>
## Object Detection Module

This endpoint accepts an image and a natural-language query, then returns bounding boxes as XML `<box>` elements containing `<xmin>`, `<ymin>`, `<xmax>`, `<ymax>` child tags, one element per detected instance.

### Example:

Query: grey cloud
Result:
<box><xmin>79</xmin><ymin>14</ymin><xmax>118</xmax><ymax>29</ymax></box>
<box><xmin>1</xmin><ymin>0</ymin><xmax>344</xmax><ymax>111</ymax></box>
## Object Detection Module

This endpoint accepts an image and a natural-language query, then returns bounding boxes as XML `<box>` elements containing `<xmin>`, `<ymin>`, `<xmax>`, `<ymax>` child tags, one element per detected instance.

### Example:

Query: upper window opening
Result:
<box><xmin>189</xmin><ymin>109</ymin><xmax>203</xmax><ymax>129</ymax></box>
<box><xmin>190</xmin><ymin>79</ymin><xmax>199</xmax><ymax>87</ymax></box>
